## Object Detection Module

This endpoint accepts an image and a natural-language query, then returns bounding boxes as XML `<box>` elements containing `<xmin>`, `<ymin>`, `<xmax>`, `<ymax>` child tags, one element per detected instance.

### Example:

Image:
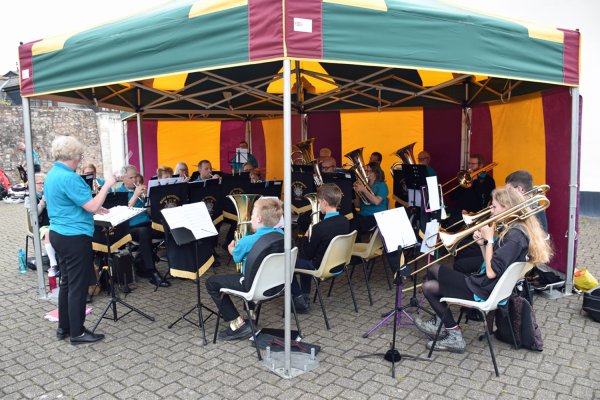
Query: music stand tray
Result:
<box><xmin>91</xmin><ymin>207</ymin><xmax>155</xmax><ymax>333</ymax></box>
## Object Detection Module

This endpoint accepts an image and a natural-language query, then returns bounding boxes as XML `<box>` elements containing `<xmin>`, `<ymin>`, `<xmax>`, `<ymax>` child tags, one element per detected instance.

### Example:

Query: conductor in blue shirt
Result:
<box><xmin>45</xmin><ymin>136</ymin><xmax>117</xmax><ymax>345</ymax></box>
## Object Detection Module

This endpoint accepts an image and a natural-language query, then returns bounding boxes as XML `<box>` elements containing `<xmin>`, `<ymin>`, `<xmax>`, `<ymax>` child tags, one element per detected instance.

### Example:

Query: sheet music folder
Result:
<box><xmin>161</xmin><ymin>202</ymin><xmax>218</xmax><ymax>246</ymax></box>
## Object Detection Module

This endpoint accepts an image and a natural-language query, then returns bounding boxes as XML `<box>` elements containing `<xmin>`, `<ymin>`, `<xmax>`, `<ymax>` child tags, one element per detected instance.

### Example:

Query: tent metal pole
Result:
<box><xmin>283</xmin><ymin>59</ymin><xmax>292</xmax><ymax>376</ymax></box>
<box><xmin>565</xmin><ymin>87</ymin><xmax>580</xmax><ymax>295</ymax></box>
<box><xmin>136</xmin><ymin>111</ymin><xmax>145</xmax><ymax>177</ymax></box>
<box><xmin>22</xmin><ymin>97</ymin><xmax>47</xmax><ymax>299</ymax></box>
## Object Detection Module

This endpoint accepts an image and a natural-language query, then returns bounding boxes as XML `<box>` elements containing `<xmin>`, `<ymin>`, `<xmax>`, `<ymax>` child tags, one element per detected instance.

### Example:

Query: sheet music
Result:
<box><xmin>147</xmin><ymin>176</ymin><xmax>186</xmax><ymax>197</ymax></box>
<box><xmin>374</xmin><ymin>207</ymin><xmax>417</xmax><ymax>253</ymax></box>
<box><xmin>161</xmin><ymin>202</ymin><xmax>218</xmax><ymax>240</ymax></box>
<box><xmin>93</xmin><ymin>206</ymin><xmax>145</xmax><ymax>227</ymax></box>
<box><xmin>408</xmin><ymin>189</ymin><xmax>421</xmax><ymax>208</ymax></box>
<box><xmin>235</xmin><ymin>148</ymin><xmax>249</xmax><ymax>164</ymax></box>
<box><xmin>426</xmin><ymin>176</ymin><xmax>441</xmax><ymax>211</ymax></box>
<box><xmin>420</xmin><ymin>220</ymin><xmax>440</xmax><ymax>254</ymax></box>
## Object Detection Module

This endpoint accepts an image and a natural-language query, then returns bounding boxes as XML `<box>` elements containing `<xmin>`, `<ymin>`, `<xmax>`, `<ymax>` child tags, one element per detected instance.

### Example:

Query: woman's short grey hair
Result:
<box><xmin>51</xmin><ymin>136</ymin><xmax>85</xmax><ymax>162</ymax></box>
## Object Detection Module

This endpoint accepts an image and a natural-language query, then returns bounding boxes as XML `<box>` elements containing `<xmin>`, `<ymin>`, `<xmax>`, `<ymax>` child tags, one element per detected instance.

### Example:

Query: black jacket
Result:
<box><xmin>453</xmin><ymin>174</ymin><xmax>496</xmax><ymax>213</ymax></box>
<box><xmin>465</xmin><ymin>225</ymin><xmax>529</xmax><ymax>300</ymax></box>
<box><xmin>299</xmin><ymin>214</ymin><xmax>350</xmax><ymax>266</ymax></box>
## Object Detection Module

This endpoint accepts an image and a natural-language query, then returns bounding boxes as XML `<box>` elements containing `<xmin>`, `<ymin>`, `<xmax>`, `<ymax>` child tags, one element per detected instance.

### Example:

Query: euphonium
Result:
<box><xmin>389</xmin><ymin>142</ymin><xmax>417</xmax><ymax>177</ymax></box>
<box><xmin>304</xmin><ymin>192</ymin><xmax>320</xmax><ymax>238</ymax></box>
<box><xmin>310</xmin><ymin>159</ymin><xmax>324</xmax><ymax>187</ymax></box>
<box><xmin>291</xmin><ymin>138</ymin><xmax>316</xmax><ymax>165</ymax></box>
<box><xmin>344</xmin><ymin>147</ymin><xmax>375</xmax><ymax>205</ymax></box>
<box><xmin>228</xmin><ymin>194</ymin><xmax>261</xmax><ymax>272</ymax></box>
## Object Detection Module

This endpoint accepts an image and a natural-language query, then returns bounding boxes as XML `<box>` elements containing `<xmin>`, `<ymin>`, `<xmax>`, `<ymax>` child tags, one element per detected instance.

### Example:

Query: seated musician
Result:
<box><xmin>175</xmin><ymin>162</ymin><xmax>189</xmax><ymax>178</ymax></box>
<box><xmin>317</xmin><ymin>147</ymin><xmax>332</xmax><ymax>164</ymax></box>
<box><xmin>156</xmin><ymin>165</ymin><xmax>174</xmax><ymax>180</ymax></box>
<box><xmin>116</xmin><ymin>165</ymin><xmax>169</xmax><ymax>287</ymax></box>
<box><xmin>369</xmin><ymin>151</ymin><xmax>383</xmax><ymax>165</ymax></box>
<box><xmin>195</xmin><ymin>160</ymin><xmax>221</xmax><ymax>182</ymax></box>
<box><xmin>82</xmin><ymin>163</ymin><xmax>105</xmax><ymax>191</ymax></box>
<box><xmin>417</xmin><ymin>151</ymin><xmax>437</xmax><ymax>177</ymax></box>
<box><xmin>415</xmin><ymin>186</ymin><xmax>552</xmax><ymax>353</ymax></box>
<box><xmin>353</xmin><ymin>162</ymin><xmax>389</xmax><ymax>240</ymax></box>
<box><xmin>24</xmin><ymin>173</ymin><xmax>58</xmax><ymax>272</ymax></box>
<box><xmin>249</xmin><ymin>168</ymin><xmax>263</xmax><ymax>183</ymax></box>
<box><xmin>231</xmin><ymin>141</ymin><xmax>258</xmax><ymax>174</ymax></box>
<box><xmin>206</xmin><ymin>198</ymin><xmax>284</xmax><ymax>340</ymax></box>
<box><xmin>291</xmin><ymin>183</ymin><xmax>350</xmax><ymax>312</ymax></box>
<box><xmin>505</xmin><ymin>170</ymin><xmax>548</xmax><ymax>233</ymax></box>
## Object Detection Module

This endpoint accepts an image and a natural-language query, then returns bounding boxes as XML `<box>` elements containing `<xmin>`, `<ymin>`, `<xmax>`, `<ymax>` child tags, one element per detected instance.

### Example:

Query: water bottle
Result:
<box><xmin>18</xmin><ymin>248</ymin><xmax>27</xmax><ymax>273</ymax></box>
<box><xmin>48</xmin><ymin>266</ymin><xmax>57</xmax><ymax>292</ymax></box>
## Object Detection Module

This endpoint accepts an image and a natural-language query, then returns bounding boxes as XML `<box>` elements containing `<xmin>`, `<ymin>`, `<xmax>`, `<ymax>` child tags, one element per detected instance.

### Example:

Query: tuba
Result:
<box><xmin>291</xmin><ymin>138</ymin><xmax>315</xmax><ymax>165</ymax></box>
<box><xmin>344</xmin><ymin>147</ymin><xmax>375</xmax><ymax>205</ymax></box>
<box><xmin>228</xmin><ymin>194</ymin><xmax>261</xmax><ymax>273</ymax></box>
<box><xmin>389</xmin><ymin>142</ymin><xmax>417</xmax><ymax>177</ymax></box>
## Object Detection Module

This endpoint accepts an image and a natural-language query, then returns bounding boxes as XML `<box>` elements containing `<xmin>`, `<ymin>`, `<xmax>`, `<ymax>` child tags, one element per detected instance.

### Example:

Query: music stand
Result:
<box><xmin>356</xmin><ymin>207</ymin><xmax>429</xmax><ymax>377</ymax></box>
<box><xmin>91</xmin><ymin>206</ymin><xmax>156</xmax><ymax>333</ymax></box>
<box><xmin>162</xmin><ymin>202</ymin><xmax>218</xmax><ymax>345</ymax></box>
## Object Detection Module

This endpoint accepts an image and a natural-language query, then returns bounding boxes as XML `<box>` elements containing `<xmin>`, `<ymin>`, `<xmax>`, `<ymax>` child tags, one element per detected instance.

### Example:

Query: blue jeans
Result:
<box><xmin>292</xmin><ymin>258</ymin><xmax>316</xmax><ymax>296</ymax></box>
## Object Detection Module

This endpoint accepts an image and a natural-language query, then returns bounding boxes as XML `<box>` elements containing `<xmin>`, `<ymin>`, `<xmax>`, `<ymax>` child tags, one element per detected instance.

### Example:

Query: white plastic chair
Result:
<box><xmin>295</xmin><ymin>231</ymin><xmax>358</xmax><ymax>329</ymax></box>
<box><xmin>428</xmin><ymin>261</ymin><xmax>530</xmax><ymax>377</ymax></box>
<box><xmin>214</xmin><ymin>247</ymin><xmax>300</xmax><ymax>360</ymax></box>
<box><xmin>350</xmin><ymin>227</ymin><xmax>390</xmax><ymax>305</ymax></box>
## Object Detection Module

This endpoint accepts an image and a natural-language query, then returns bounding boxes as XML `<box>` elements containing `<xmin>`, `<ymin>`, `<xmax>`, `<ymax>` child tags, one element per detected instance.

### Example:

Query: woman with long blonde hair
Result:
<box><xmin>415</xmin><ymin>186</ymin><xmax>552</xmax><ymax>353</ymax></box>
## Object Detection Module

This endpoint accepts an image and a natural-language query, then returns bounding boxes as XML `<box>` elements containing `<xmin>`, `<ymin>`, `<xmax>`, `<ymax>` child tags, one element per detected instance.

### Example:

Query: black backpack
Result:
<box><xmin>494</xmin><ymin>293</ymin><xmax>543</xmax><ymax>351</ymax></box>
<box><xmin>241</xmin><ymin>232</ymin><xmax>284</xmax><ymax>292</ymax></box>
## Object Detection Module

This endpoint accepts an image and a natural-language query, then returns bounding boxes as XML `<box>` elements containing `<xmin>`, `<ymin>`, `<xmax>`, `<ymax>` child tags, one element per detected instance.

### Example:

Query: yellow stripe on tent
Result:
<box><xmin>340</xmin><ymin>108</ymin><xmax>424</xmax><ymax>206</ymax></box>
<box><xmin>153</xmin><ymin>73</ymin><xmax>188</xmax><ymax>91</ymax></box>
<box><xmin>157</xmin><ymin>121</ymin><xmax>221</xmax><ymax>172</ymax></box>
<box><xmin>32</xmin><ymin>34</ymin><xmax>72</xmax><ymax>56</ymax></box>
<box><xmin>261</xmin><ymin>118</ymin><xmax>285</xmax><ymax>181</ymax></box>
<box><xmin>323</xmin><ymin>0</ymin><xmax>387</xmax><ymax>12</ymax></box>
<box><xmin>489</xmin><ymin>93</ymin><xmax>546</xmax><ymax>187</ymax></box>
<box><xmin>189</xmin><ymin>0</ymin><xmax>248</xmax><ymax>18</ymax></box>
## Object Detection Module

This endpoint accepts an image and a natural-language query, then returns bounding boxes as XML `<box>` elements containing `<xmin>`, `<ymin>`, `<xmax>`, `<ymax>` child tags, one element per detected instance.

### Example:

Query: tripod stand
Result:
<box><xmin>91</xmin><ymin>225</ymin><xmax>155</xmax><ymax>333</ymax></box>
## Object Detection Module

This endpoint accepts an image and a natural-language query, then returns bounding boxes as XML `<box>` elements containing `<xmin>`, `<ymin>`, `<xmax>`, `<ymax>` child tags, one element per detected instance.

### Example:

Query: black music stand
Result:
<box><xmin>162</xmin><ymin>202</ymin><xmax>218</xmax><ymax>345</ymax></box>
<box><xmin>91</xmin><ymin>208</ymin><xmax>155</xmax><ymax>333</ymax></box>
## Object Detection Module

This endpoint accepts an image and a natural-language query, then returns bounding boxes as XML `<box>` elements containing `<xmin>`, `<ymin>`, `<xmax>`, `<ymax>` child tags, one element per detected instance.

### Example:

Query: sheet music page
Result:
<box><xmin>93</xmin><ymin>206</ymin><xmax>145</xmax><ymax>227</ymax></box>
<box><xmin>235</xmin><ymin>148</ymin><xmax>249</xmax><ymax>164</ymax></box>
<box><xmin>374</xmin><ymin>207</ymin><xmax>417</xmax><ymax>253</ymax></box>
<box><xmin>426</xmin><ymin>176</ymin><xmax>441</xmax><ymax>211</ymax></box>
<box><xmin>147</xmin><ymin>177</ymin><xmax>185</xmax><ymax>197</ymax></box>
<box><xmin>420</xmin><ymin>220</ymin><xmax>440</xmax><ymax>254</ymax></box>
<box><xmin>408</xmin><ymin>189</ymin><xmax>422</xmax><ymax>208</ymax></box>
<box><xmin>161</xmin><ymin>202</ymin><xmax>218</xmax><ymax>240</ymax></box>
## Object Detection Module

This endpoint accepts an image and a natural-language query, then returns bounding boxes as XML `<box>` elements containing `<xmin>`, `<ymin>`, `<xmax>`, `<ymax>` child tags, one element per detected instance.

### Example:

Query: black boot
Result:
<box><xmin>150</xmin><ymin>272</ymin><xmax>170</xmax><ymax>288</ymax></box>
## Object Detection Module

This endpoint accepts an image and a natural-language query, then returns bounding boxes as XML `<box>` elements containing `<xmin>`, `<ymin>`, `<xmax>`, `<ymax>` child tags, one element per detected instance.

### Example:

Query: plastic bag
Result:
<box><xmin>574</xmin><ymin>268</ymin><xmax>599</xmax><ymax>292</ymax></box>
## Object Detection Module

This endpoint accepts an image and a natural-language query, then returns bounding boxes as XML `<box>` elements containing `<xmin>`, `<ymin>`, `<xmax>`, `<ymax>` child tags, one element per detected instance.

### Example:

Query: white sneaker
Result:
<box><xmin>426</xmin><ymin>328</ymin><xmax>466</xmax><ymax>353</ymax></box>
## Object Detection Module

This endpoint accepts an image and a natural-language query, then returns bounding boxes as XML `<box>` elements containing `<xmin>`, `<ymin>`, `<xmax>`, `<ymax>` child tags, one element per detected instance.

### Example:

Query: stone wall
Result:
<box><xmin>0</xmin><ymin>105</ymin><xmax>122</xmax><ymax>184</ymax></box>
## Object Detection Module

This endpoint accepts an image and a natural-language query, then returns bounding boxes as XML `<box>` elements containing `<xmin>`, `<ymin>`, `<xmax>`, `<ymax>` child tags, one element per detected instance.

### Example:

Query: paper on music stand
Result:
<box><xmin>161</xmin><ymin>202</ymin><xmax>218</xmax><ymax>240</ymax></box>
<box><xmin>420</xmin><ymin>220</ymin><xmax>440</xmax><ymax>254</ymax></box>
<box><xmin>93</xmin><ymin>206</ymin><xmax>145</xmax><ymax>227</ymax></box>
<box><xmin>408</xmin><ymin>189</ymin><xmax>422</xmax><ymax>208</ymax></box>
<box><xmin>147</xmin><ymin>176</ymin><xmax>186</xmax><ymax>198</ymax></box>
<box><xmin>426</xmin><ymin>176</ymin><xmax>441</xmax><ymax>211</ymax></box>
<box><xmin>374</xmin><ymin>207</ymin><xmax>417</xmax><ymax>253</ymax></box>
<box><xmin>235</xmin><ymin>148</ymin><xmax>249</xmax><ymax>164</ymax></box>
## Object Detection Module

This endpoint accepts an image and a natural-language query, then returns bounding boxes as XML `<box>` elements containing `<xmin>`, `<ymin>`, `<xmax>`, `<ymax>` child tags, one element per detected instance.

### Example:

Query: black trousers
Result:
<box><xmin>205</xmin><ymin>274</ymin><xmax>245</xmax><ymax>321</ymax></box>
<box><xmin>129</xmin><ymin>223</ymin><xmax>157</xmax><ymax>275</ymax></box>
<box><xmin>50</xmin><ymin>231</ymin><xmax>95</xmax><ymax>338</ymax></box>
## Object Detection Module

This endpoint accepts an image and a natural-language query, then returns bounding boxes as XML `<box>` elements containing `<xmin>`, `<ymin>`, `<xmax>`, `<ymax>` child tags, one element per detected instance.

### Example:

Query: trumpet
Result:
<box><xmin>406</xmin><ymin>185</ymin><xmax>550</xmax><ymax>277</ymax></box>
<box><xmin>133</xmin><ymin>183</ymin><xmax>146</xmax><ymax>202</ymax></box>
<box><xmin>92</xmin><ymin>178</ymin><xmax>102</xmax><ymax>195</ymax></box>
<box><xmin>344</xmin><ymin>147</ymin><xmax>375</xmax><ymax>205</ymax></box>
<box><xmin>442</xmin><ymin>162</ymin><xmax>498</xmax><ymax>195</ymax></box>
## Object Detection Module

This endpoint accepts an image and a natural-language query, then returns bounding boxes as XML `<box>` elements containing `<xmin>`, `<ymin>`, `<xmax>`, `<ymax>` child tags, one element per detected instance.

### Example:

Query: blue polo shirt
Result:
<box><xmin>45</xmin><ymin>162</ymin><xmax>94</xmax><ymax>236</ymax></box>
<box><xmin>233</xmin><ymin>226</ymin><xmax>283</xmax><ymax>274</ymax></box>
<box><xmin>358</xmin><ymin>180</ymin><xmax>389</xmax><ymax>216</ymax></box>
<box><xmin>115</xmin><ymin>185</ymin><xmax>150</xmax><ymax>227</ymax></box>
<box><xmin>324</xmin><ymin>211</ymin><xmax>339</xmax><ymax>219</ymax></box>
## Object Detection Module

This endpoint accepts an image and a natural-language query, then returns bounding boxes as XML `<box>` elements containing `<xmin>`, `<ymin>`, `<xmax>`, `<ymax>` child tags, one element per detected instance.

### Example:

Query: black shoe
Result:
<box><xmin>218</xmin><ymin>323</ymin><xmax>253</xmax><ymax>341</ymax></box>
<box><xmin>70</xmin><ymin>329</ymin><xmax>105</xmax><ymax>345</ymax></box>
<box><xmin>150</xmin><ymin>272</ymin><xmax>170</xmax><ymax>288</ymax></box>
<box><xmin>56</xmin><ymin>327</ymin><xmax>69</xmax><ymax>340</ymax></box>
<box><xmin>293</xmin><ymin>294</ymin><xmax>310</xmax><ymax>314</ymax></box>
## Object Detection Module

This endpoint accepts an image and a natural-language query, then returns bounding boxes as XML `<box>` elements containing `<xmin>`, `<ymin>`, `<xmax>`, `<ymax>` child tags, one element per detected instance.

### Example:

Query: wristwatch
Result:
<box><xmin>483</xmin><ymin>239</ymin><xmax>494</xmax><ymax>246</ymax></box>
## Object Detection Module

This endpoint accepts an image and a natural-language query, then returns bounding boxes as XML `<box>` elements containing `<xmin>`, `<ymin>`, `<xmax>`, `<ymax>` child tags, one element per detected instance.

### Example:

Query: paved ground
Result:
<box><xmin>1</xmin><ymin>201</ymin><xmax>599</xmax><ymax>399</ymax></box>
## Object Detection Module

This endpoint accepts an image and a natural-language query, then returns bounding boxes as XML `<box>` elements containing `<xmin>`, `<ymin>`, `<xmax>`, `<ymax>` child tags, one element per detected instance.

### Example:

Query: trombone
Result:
<box><xmin>442</xmin><ymin>162</ymin><xmax>498</xmax><ymax>195</ymax></box>
<box><xmin>406</xmin><ymin>185</ymin><xmax>550</xmax><ymax>277</ymax></box>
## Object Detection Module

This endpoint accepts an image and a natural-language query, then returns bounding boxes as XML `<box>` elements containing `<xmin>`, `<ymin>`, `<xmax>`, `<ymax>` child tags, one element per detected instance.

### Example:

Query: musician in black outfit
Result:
<box><xmin>450</xmin><ymin>154</ymin><xmax>496</xmax><ymax>275</ymax></box>
<box><xmin>505</xmin><ymin>170</ymin><xmax>548</xmax><ymax>233</ymax></box>
<box><xmin>292</xmin><ymin>183</ymin><xmax>350</xmax><ymax>312</ymax></box>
